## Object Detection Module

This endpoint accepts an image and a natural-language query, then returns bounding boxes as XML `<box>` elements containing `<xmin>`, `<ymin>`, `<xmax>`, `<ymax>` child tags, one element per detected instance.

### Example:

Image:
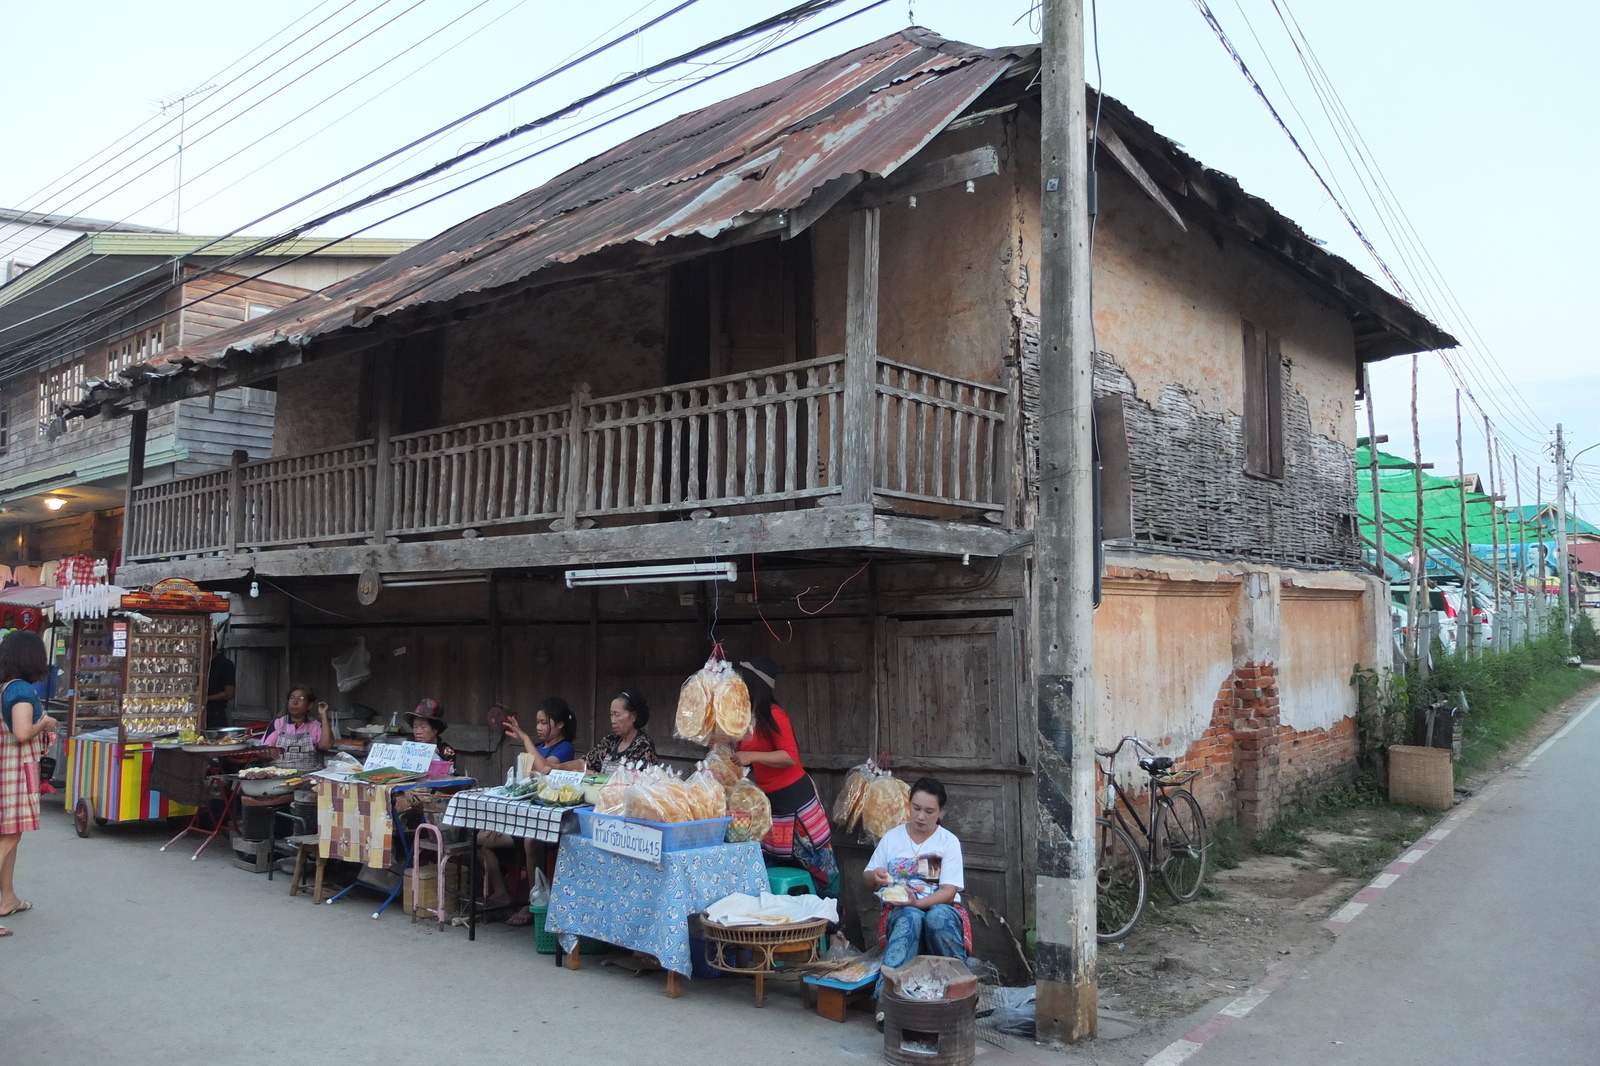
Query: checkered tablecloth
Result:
<box><xmin>440</xmin><ymin>789</ymin><xmax>571</xmax><ymax>843</ymax></box>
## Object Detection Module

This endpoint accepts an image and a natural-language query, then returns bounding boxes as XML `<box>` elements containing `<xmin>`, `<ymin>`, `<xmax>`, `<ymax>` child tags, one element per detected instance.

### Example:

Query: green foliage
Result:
<box><xmin>1573</xmin><ymin>612</ymin><xmax>1600</xmax><ymax>661</ymax></box>
<box><xmin>1351</xmin><ymin>664</ymin><xmax>1410</xmax><ymax>763</ymax></box>
<box><xmin>1208</xmin><ymin>820</ymin><xmax>1247</xmax><ymax>870</ymax></box>
<box><xmin>1245</xmin><ymin>771</ymin><xmax>1434</xmax><ymax>877</ymax></box>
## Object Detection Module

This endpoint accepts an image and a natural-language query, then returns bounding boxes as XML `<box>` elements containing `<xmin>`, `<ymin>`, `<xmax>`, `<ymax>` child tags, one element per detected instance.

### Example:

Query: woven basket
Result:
<box><xmin>1388</xmin><ymin>745</ymin><xmax>1453</xmax><ymax>810</ymax></box>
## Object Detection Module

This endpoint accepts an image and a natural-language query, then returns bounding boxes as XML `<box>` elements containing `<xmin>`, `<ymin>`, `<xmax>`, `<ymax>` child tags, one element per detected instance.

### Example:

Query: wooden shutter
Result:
<box><xmin>1242</xmin><ymin>319</ymin><xmax>1284</xmax><ymax>478</ymax></box>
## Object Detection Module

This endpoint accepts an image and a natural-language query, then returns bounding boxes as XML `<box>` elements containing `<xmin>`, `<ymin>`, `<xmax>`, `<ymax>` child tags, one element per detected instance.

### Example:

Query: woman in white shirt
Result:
<box><xmin>863</xmin><ymin>777</ymin><xmax>971</xmax><ymax>1010</ymax></box>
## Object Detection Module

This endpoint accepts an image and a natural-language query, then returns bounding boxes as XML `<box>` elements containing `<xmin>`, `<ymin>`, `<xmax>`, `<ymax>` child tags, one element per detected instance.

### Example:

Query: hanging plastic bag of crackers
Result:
<box><xmin>860</xmin><ymin>772</ymin><xmax>911</xmax><ymax>841</ymax></box>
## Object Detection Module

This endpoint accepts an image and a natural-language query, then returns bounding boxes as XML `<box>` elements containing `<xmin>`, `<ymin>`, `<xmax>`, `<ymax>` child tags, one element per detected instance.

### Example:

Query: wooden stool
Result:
<box><xmin>803</xmin><ymin>972</ymin><xmax>878</xmax><ymax>1022</ymax></box>
<box><xmin>286</xmin><ymin>835</ymin><xmax>327</xmax><ymax>903</ymax></box>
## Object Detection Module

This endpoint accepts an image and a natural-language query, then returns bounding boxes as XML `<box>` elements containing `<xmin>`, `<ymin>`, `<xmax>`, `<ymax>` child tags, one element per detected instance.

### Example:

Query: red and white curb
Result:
<box><xmin>1140</xmin><ymin>689</ymin><xmax>1600</xmax><ymax>1066</ymax></box>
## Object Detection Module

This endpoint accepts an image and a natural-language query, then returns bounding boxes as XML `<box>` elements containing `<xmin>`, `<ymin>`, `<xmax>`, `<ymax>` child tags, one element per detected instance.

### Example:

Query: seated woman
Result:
<box><xmin>502</xmin><ymin>697</ymin><xmax>578</xmax><ymax>775</ymax></box>
<box><xmin>262</xmin><ymin>684</ymin><xmax>334</xmax><ymax>770</ymax></box>
<box><xmin>405</xmin><ymin>700</ymin><xmax>456</xmax><ymax>769</ymax></box>
<box><xmin>557</xmin><ymin>690</ymin><xmax>656</xmax><ymax>772</ymax></box>
<box><xmin>481</xmin><ymin>698</ymin><xmax>578</xmax><ymax>920</ymax></box>
<box><xmin>862</xmin><ymin>777</ymin><xmax>970</xmax><ymax>1018</ymax></box>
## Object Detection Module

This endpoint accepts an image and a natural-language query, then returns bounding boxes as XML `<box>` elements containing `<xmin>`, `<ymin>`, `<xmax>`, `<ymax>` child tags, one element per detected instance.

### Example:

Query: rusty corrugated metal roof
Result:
<box><xmin>109</xmin><ymin>29</ymin><xmax>1027</xmax><ymax>388</ymax></box>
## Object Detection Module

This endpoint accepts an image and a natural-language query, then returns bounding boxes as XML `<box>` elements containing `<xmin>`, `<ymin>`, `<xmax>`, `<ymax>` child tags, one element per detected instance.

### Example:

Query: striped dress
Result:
<box><xmin>0</xmin><ymin>680</ymin><xmax>46</xmax><ymax>835</ymax></box>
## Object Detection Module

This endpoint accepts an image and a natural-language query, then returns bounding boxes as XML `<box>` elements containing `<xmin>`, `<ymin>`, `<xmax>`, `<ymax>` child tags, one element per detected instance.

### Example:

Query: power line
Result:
<box><xmin>0</xmin><ymin>0</ymin><xmax>719</xmax><ymax>349</ymax></box>
<box><xmin>12</xmin><ymin>0</ymin><xmax>888</xmax><ymax>387</ymax></box>
<box><xmin>3</xmin><ymin>0</ymin><xmax>414</xmax><ymax>264</ymax></box>
<box><xmin>4</xmin><ymin>0</ymin><xmax>347</xmax><ymax>225</ymax></box>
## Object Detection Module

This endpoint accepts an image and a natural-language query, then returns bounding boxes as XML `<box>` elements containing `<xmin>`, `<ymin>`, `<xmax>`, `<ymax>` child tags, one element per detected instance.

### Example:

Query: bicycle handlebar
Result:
<box><xmin>1093</xmin><ymin>735</ymin><xmax>1159</xmax><ymax>760</ymax></box>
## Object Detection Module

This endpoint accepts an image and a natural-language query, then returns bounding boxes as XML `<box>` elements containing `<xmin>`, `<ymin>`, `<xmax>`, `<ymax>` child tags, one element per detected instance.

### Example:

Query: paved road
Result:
<box><xmin>1184</xmin><ymin>693</ymin><xmax>1600</xmax><ymax>1066</ymax></box>
<box><xmin>0</xmin><ymin>806</ymin><xmax>900</xmax><ymax>1066</ymax></box>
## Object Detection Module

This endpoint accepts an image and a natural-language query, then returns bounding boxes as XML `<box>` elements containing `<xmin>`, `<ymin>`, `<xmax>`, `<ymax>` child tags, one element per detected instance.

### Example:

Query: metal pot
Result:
<box><xmin>205</xmin><ymin>727</ymin><xmax>249</xmax><ymax>743</ymax></box>
<box><xmin>239</xmin><ymin>777</ymin><xmax>295</xmax><ymax>799</ymax></box>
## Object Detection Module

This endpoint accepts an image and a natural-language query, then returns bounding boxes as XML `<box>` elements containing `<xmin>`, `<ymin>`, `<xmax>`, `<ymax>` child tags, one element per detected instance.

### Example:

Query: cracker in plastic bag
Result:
<box><xmin>704</xmin><ymin>743</ymin><xmax>745</xmax><ymax>789</ymax></box>
<box><xmin>685</xmin><ymin>767</ymin><xmax>727</xmax><ymax>821</ymax></box>
<box><xmin>655</xmin><ymin>776</ymin><xmax>695</xmax><ymax>823</ymax></box>
<box><xmin>832</xmin><ymin>759</ymin><xmax>874</xmax><ymax>831</ymax></box>
<box><xmin>625</xmin><ymin>772</ymin><xmax>673</xmax><ymax>823</ymax></box>
<box><xmin>712</xmin><ymin>672</ymin><xmax>752</xmax><ymax>740</ymax></box>
<box><xmin>726</xmin><ymin>777</ymin><xmax>772</xmax><ymax>842</ymax></box>
<box><xmin>674</xmin><ymin>670</ymin><xmax>716</xmax><ymax>743</ymax></box>
<box><xmin>860</xmin><ymin>774</ymin><xmax>911</xmax><ymax>840</ymax></box>
<box><xmin>594</xmin><ymin>767</ymin><xmax>632</xmax><ymax>815</ymax></box>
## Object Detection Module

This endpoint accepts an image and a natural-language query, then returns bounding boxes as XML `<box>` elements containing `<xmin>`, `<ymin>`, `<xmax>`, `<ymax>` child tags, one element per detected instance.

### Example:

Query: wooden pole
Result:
<box><xmin>1483</xmin><ymin>416</ymin><xmax>1501</xmax><ymax>617</ymax></box>
<box><xmin>1407</xmin><ymin>354</ymin><xmax>1425</xmax><ymax>665</ymax></box>
<box><xmin>841</xmin><ymin>207</ymin><xmax>880</xmax><ymax>507</ymax></box>
<box><xmin>1364</xmin><ymin>366</ymin><xmax>1386</xmax><ymax>579</ymax></box>
<box><xmin>1514</xmin><ymin>455</ymin><xmax>1530</xmax><ymax>639</ymax></box>
<box><xmin>1494</xmin><ymin>439</ymin><xmax>1509</xmax><ymax>648</ymax></box>
<box><xmin>1537</xmin><ymin>468</ymin><xmax>1548</xmax><ymax>624</ymax></box>
<box><xmin>1556</xmin><ymin>424</ymin><xmax>1571</xmax><ymax>636</ymax></box>
<box><xmin>1455</xmin><ymin>392</ymin><xmax>1472</xmax><ymax>655</ymax></box>
<box><xmin>119</xmin><ymin>408</ymin><xmax>150</xmax><ymax>570</ymax></box>
<box><xmin>1035</xmin><ymin>0</ymin><xmax>1097</xmax><ymax>1042</ymax></box>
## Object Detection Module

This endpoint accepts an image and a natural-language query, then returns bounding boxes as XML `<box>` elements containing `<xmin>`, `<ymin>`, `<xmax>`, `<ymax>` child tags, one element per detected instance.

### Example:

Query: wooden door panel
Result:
<box><xmin>884</xmin><ymin>617</ymin><xmax>1017</xmax><ymax>763</ymax></box>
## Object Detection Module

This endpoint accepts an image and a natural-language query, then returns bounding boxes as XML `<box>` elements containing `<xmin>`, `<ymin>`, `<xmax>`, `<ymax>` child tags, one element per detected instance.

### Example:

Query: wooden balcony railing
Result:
<box><xmin>124</xmin><ymin>354</ymin><xmax>1012</xmax><ymax>561</ymax></box>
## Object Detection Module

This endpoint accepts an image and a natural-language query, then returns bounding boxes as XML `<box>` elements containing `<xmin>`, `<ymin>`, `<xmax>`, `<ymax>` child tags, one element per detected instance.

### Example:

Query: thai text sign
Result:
<box><xmin>589</xmin><ymin>815</ymin><xmax>664</xmax><ymax>867</ymax></box>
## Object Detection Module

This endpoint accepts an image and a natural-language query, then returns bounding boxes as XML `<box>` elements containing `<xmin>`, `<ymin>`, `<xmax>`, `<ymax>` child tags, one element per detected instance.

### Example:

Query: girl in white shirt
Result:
<box><xmin>863</xmin><ymin>777</ymin><xmax>971</xmax><ymax>1013</ymax></box>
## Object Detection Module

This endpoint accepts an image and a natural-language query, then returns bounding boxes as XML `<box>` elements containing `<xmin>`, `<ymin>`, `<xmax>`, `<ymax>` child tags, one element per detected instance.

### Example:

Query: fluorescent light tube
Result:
<box><xmin>565</xmin><ymin>561</ymin><xmax>737</xmax><ymax>588</ymax></box>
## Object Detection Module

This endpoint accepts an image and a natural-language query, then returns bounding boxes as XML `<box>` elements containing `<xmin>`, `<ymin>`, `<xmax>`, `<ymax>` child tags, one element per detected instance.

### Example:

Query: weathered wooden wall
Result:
<box><xmin>235</xmin><ymin>556</ymin><xmax>1034</xmax><ymax>973</ymax></box>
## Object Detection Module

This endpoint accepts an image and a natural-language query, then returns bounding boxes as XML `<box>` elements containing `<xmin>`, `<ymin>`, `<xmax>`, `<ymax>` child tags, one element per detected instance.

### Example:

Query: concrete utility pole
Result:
<box><xmin>1556</xmin><ymin>424</ymin><xmax>1571</xmax><ymax>636</ymax></box>
<box><xmin>1035</xmin><ymin>0</ymin><xmax>1098</xmax><ymax>1042</ymax></box>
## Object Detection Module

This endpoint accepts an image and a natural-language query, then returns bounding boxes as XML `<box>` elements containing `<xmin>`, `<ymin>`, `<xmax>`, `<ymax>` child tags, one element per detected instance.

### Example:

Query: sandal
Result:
<box><xmin>0</xmin><ymin>901</ymin><xmax>30</xmax><ymax>917</ymax></box>
<box><xmin>0</xmin><ymin>926</ymin><xmax>10</xmax><ymax>937</ymax></box>
<box><xmin>506</xmin><ymin>908</ymin><xmax>534</xmax><ymax>927</ymax></box>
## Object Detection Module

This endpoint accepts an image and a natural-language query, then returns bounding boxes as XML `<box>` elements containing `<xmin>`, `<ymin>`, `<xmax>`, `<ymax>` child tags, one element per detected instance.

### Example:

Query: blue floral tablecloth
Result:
<box><xmin>546</xmin><ymin>835</ymin><xmax>766</xmax><ymax>975</ymax></box>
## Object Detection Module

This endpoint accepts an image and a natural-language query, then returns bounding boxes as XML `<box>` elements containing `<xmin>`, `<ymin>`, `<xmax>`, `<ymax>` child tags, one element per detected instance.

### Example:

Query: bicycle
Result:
<box><xmin>1093</xmin><ymin>735</ymin><xmax>1210</xmax><ymax>942</ymax></box>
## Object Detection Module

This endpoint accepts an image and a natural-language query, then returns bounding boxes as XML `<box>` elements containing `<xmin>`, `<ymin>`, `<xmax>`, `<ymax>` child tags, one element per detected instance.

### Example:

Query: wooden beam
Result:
<box><xmin>1096</xmin><ymin>126</ymin><xmax>1186</xmax><ymax>231</ymax></box>
<box><xmin>113</xmin><ymin>506</ymin><xmax>1031</xmax><ymax>585</ymax></box>
<box><xmin>118</xmin><ymin>408</ymin><xmax>149</xmax><ymax>567</ymax></box>
<box><xmin>786</xmin><ymin>172</ymin><xmax>865</xmax><ymax>239</ymax></box>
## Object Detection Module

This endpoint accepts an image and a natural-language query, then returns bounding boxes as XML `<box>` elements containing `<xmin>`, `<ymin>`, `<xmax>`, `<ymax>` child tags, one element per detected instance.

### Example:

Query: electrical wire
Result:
<box><xmin>0</xmin><ymin>0</ymin><xmax>726</xmax><ymax>347</ymax></box>
<box><xmin>4</xmin><ymin>0</ymin><xmax>406</xmax><ymax>265</ymax></box>
<box><xmin>3</xmin><ymin>0</ymin><xmax>348</xmax><ymax>231</ymax></box>
<box><xmin>1</xmin><ymin>0</ymin><xmax>884</xmax><ymax>375</ymax></box>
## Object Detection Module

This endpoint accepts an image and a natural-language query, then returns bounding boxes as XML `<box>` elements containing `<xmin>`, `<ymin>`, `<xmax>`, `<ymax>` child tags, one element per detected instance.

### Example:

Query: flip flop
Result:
<box><xmin>0</xmin><ymin>926</ymin><xmax>11</xmax><ymax>937</ymax></box>
<box><xmin>0</xmin><ymin>901</ymin><xmax>30</xmax><ymax>917</ymax></box>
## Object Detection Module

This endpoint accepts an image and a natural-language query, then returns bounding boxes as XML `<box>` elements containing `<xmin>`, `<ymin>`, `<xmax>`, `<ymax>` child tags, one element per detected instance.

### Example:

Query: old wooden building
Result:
<box><xmin>0</xmin><ymin>232</ymin><xmax>411</xmax><ymax>565</ymax></box>
<box><xmin>76</xmin><ymin>30</ymin><xmax>1451</xmax><ymax>960</ymax></box>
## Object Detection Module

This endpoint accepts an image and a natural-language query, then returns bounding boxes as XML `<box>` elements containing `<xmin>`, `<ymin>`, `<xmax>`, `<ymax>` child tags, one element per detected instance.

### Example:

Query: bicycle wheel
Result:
<box><xmin>1095</xmin><ymin>816</ymin><xmax>1147</xmax><ymax>943</ymax></box>
<box><xmin>1155</xmin><ymin>789</ymin><xmax>1208</xmax><ymax>903</ymax></box>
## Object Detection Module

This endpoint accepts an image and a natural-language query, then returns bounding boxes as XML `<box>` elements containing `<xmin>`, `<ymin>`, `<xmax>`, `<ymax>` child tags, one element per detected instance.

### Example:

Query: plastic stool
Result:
<box><xmin>766</xmin><ymin>866</ymin><xmax>815</xmax><ymax>896</ymax></box>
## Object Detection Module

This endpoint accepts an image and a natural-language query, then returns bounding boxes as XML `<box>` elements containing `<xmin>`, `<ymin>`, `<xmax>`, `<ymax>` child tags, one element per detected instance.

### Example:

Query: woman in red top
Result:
<box><xmin>733</xmin><ymin>659</ymin><xmax>838</xmax><ymax>896</ymax></box>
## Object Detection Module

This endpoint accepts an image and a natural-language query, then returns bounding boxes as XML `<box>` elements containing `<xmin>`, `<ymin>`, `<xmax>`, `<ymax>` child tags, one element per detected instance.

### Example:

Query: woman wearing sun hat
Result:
<box><xmin>405</xmin><ymin>699</ymin><xmax>456</xmax><ymax>768</ymax></box>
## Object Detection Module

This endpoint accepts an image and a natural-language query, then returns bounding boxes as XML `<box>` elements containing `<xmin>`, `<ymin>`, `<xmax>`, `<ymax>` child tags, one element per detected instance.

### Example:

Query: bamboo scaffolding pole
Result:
<box><xmin>1456</xmin><ymin>392</ymin><xmax>1474</xmax><ymax>654</ymax></box>
<box><xmin>1408</xmin><ymin>354</ymin><xmax>1426</xmax><ymax>665</ymax></box>
<box><xmin>1364</xmin><ymin>365</ymin><xmax>1386</xmax><ymax>579</ymax></box>
<box><xmin>1514</xmin><ymin>455</ymin><xmax>1530</xmax><ymax>637</ymax></box>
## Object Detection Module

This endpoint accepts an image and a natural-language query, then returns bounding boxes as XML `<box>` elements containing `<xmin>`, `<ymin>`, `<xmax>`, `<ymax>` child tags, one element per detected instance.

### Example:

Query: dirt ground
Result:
<box><xmin>1093</xmin><ymin>682</ymin><xmax>1600</xmax><ymax>1025</ymax></box>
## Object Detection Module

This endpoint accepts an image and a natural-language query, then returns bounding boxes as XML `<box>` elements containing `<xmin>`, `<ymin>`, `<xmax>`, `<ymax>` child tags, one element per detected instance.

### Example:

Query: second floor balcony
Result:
<box><xmin>123</xmin><ymin>351</ymin><xmax>1016</xmax><ymax>569</ymax></box>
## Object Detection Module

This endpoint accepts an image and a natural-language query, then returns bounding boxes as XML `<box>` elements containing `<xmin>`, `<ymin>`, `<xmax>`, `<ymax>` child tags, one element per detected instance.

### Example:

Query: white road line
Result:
<box><xmin>1139</xmin><ymin>688</ymin><xmax>1600</xmax><ymax>1066</ymax></box>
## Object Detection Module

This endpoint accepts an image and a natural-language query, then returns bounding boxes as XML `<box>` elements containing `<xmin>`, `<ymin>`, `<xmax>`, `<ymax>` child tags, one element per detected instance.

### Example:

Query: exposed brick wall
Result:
<box><xmin>1126</xmin><ymin>665</ymin><xmax>1357</xmax><ymax>835</ymax></box>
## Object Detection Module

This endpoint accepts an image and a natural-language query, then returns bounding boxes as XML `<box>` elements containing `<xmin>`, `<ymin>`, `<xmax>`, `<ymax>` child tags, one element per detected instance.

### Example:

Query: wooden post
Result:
<box><xmin>841</xmin><ymin>208</ymin><xmax>880</xmax><ymax>507</ymax></box>
<box><xmin>1556</xmin><ymin>424</ymin><xmax>1571</xmax><ymax>636</ymax></box>
<box><xmin>1483</xmin><ymin>416</ymin><xmax>1501</xmax><ymax>618</ymax></box>
<box><xmin>1406</xmin><ymin>355</ymin><xmax>1425</xmax><ymax>665</ymax></box>
<box><xmin>1514</xmin><ymin>455</ymin><xmax>1529</xmax><ymax>639</ymax></box>
<box><xmin>1363</xmin><ymin>365</ymin><xmax>1385</xmax><ymax>579</ymax></box>
<box><xmin>1455</xmin><ymin>392</ymin><xmax>1472</xmax><ymax>655</ymax></box>
<box><xmin>369</xmin><ymin>354</ymin><xmax>395</xmax><ymax>545</ymax></box>
<box><xmin>1494</xmin><ymin>439</ymin><xmax>1509</xmax><ymax>649</ymax></box>
<box><xmin>561</xmin><ymin>383</ymin><xmax>591</xmax><ymax>529</ymax></box>
<box><xmin>1537</xmin><ymin>468</ymin><xmax>1548</xmax><ymax>623</ymax></box>
<box><xmin>1035</xmin><ymin>0</ymin><xmax>1097</xmax><ymax>1042</ymax></box>
<box><xmin>120</xmin><ymin>408</ymin><xmax>149</xmax><ymax>567</ymax></box>
<box><xmin>227</xmin><ymin>448</ymin><xmax>247</xmax><ymax>555</ymax></box>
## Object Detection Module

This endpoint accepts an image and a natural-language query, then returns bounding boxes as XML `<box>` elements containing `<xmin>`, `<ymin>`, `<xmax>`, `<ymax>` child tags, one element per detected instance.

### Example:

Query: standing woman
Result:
<box><xmin>0</xmin><ymin>630</ymin><xmax>59</xmax><ymax>936</ymax></box>
<box><xmin>732</xmin><ymin>658</ymin><xmax>838</xmax><ymax>896</ymax></box>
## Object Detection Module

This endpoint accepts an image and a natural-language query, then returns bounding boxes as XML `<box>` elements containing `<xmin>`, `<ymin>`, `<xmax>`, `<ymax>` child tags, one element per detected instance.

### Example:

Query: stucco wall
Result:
<box><xmin>1277</xmin><ymin>588</ymin><xmax>1365</xmax><ymax>732</ymax></box>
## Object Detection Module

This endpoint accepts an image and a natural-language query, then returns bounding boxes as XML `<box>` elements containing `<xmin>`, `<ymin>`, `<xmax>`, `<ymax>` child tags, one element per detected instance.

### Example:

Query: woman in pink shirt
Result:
<box><xmin>263</xmin><ymin>684</ymin><xmax>333</xmax><ymax>770</ymax></box>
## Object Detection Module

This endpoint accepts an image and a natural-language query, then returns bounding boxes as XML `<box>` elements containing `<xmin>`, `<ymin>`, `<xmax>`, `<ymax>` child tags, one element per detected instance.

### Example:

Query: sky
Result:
<box><xmin>4</xmin><ymin>0</ymin><xmax>1596</xmax><ymax>520</ymax></box>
